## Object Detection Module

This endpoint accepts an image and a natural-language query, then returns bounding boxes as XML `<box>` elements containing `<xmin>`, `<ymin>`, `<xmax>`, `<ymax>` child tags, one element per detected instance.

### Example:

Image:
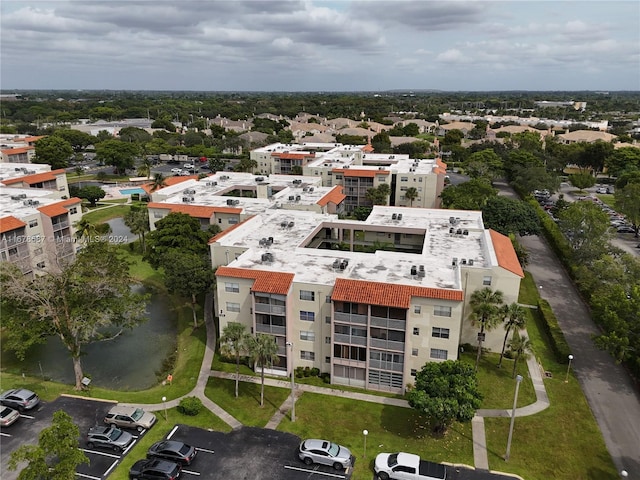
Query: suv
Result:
<box><xmin>87</xmin><ymin>425</ymin><xmax>134</xmax><ymax>452</ymax></box>
<box><xmin>129</xmin><ymin>458</ymin><xmax>181</xmax><ymax>480</ymax></box>
<box><xmin>0</xmin><ymin>389</ymin><xmax>40</xmax><ymax>412</ymax></box>
<box><xmin>104</xmin><ymin>406</ymin><xmax>156</xmax><ymax>432</ymax></box>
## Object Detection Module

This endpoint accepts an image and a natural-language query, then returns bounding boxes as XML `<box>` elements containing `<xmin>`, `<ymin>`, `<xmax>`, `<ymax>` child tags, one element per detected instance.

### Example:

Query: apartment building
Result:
<box><xmin>1</xmin><ymin>164</ymin><xmax>70</xmax><ymax>199</ymax></box>
<box><xmin>0</xmin><ymin>135</ymin><xmax>44</xmax><ymax>163</ymax></box>
<box><xmin>212</xmin><ymin>206</ymin><xmax>523</xmax><ymax>394</ymax></box>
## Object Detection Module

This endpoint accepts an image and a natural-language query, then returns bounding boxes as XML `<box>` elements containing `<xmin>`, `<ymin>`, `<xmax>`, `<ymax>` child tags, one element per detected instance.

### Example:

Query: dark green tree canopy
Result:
<box><xmin>145</xmin><ymin>212</ymin><xmax>211</xmax><ymax>268</ymax></box>
<box><xmin>481</xmin><ymin>196</ymin><xmax>541</xmax><ymax>236</ymax></box>
<box><xmin>407</xmin><ymin>360</ymin><xmax>483</xmax><ymax>433</ymax></box>
<box><xmin>440</xmin><ymin>178</ymin><xmax>497</xmax><ymax>210</ymax></box>
<box><xmin>95</xmin><ymin>139</ymin><xmax>139</xmax><ymax>174</ymax></box>
<box><xmin>34</xmin><ymin>135</ymin><xmax>73</xmax><ymax>169</ymax></box>
<box><xmin>53</xmin><ymin>129</ymin><xmax>96</xmax><ymax>153</ymax></box>
<box><xmin>76</xmin><ymin>185</ymin><xmax>106</xmax><ymax>207</ymax></box>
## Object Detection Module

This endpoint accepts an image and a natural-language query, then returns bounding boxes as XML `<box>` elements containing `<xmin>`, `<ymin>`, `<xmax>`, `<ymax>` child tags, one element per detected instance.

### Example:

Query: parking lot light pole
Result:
<box><xmin>505</xmin><ymin>374</ymin><xmax>523</xmax><ymax>461</ymax></box>
<box><xmin>363</xmin><ymin>430</ymin><xmax>368</xmax><ymax>458</ymax></box>
<box><xmin>286</xmin><ymin>341</ymin><xmax>295</xmax><ymax>422</ymax></box>
<box><xmin>565</xmin><ymin>354</ymin><xmax>574</xmax><ymax>383</ymax></box>
<box><xmin>162</xmin><ymin>396</ymin><xmax>168</xmax><ymax>421</ymax></box>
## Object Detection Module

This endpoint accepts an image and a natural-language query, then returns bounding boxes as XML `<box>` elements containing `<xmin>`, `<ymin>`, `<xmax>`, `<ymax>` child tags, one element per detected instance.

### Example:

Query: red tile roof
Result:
<box><xmin>37</xmin><ymin>197</ymin><xmax>81</xmax><ymax>217</ymax></box>
<box><xmin>208</xmin><ymin>215</ymin><xmax>256</xmax><ymax>243</ymax></box>
<box><xmin>1</xmin><ymin>146</ymin><xmax>33</xmax><ymax>155</ymax></box>
<box><xmin>147</xmin><ymin>202</ymin><xmax>241</xmax><ymax>218</ymax></box>
<box><xmin>317</xmin><ymin>186</ymin><xmax>346</xmax><ymax>207</ymax></box>
<box><xmin>2</xmin><ymin>168</ymin><xmax>65</xmax><ymax>186</ymax></box>
<box><xmin>0</xmin><ymin>215</ymin><xmax>27</xmax><ymax>234</ymax></box>
<box><xmin>216</xmin><ymin>266</ymin><xmax>294</xmax><ymax>295</ymax></box>
<box><xmin>332</xmin><ymin>278</ymin><xmax>463</xmax><ymax>308</ymax></box>
<box><xmin>362</xmin><ymin>144</ymin><xmax>374</xmax><ymax>152</ymax></box>
<box><xmin>489</xmin><ymin>230</ymin><xmax>524</xmax><ymax>277</ymax></box>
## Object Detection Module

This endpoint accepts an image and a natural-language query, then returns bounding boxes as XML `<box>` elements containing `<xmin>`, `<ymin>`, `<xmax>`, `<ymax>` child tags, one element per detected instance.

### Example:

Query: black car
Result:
<box><xmin>0</xmin><ymin>389</ymin><xmax>40</xmax><ymax>412</ymax></box>
<box><xmin>129</xmin><ymin>458</ymin><xmax>181</xmax><ymax>480</ymax></box>
<box><xmin>147</xmin><ymin>440</ymin><xmax>197</xmax><ymax>466</ymax></box>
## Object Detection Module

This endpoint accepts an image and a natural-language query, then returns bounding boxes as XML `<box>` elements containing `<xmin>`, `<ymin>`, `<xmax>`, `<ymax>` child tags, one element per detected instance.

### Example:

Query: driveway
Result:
<box><xmin>496</xmin><ymin>180</ymin><xmax>640</xmax><ymax>477</ymax></box>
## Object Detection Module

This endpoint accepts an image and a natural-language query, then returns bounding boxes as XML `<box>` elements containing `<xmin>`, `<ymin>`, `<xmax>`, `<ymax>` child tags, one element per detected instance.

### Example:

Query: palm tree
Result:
<box><xmin>249</xmin><ymin>334</ymin><xmax>279</xmax><ymax>407</ymax></box>
<box><xmin>469</xmin><ymin>287</ymin><xmax>504</xmax><ymax>371</ymax></box>
<box><xmin>73</xmin><ymin>218</ymin><xmax>98</xmax><ymax>241</ymax></box>
<box><xmin>509</xmin><ymin>333</ymin><xmax>532</xmax><ymax>378</ymax></box>
<box><xmin>220</xmin><ymin>323</ymin><xmax>251</xmax><ymax>398</ymax></box>
<box><xmin>123</xmin><ymin>207</ymin><xmax>150</xmax><ymax>253</ymax></box>
<box><xmin>405</xmin><ymin>187</ymin><xmax>418</xmax><ymax>207</ymax></box>
<box><xmin>497</xmin><ymin>303</ymin><xmax>527</xmax><ymax>368</ymax></box>
<box><xmin>137</xmin><ymin>157</ymin><xmax>153</xmax><ymax>180</ymax></box>
<box><xmin>149</xmin><ymin>173</ymin><xmax>167</xmax><ymax>192</ymax></box>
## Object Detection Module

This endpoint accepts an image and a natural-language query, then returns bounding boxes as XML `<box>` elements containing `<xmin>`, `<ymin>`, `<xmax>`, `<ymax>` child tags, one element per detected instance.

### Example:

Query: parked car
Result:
<box><xmin>298</xmin><ymin>439</ymin><xmax>354</xmax><ymax>470</ymax></box>
<box><xmin>129</xmin><ymin>458</ymin><xmax>181</xmax><ymax>480</ymax></box>
<box><xmin>87</xmin><ymin>425</ymin><xmax>134</xmax><ymax>452</ymax></box>
<box><xmin>375</xmin><ymin>452</ymin><xmax>446</xmax><ymax>480</ymax></box>
<box><xmin>171</xmin><ymin>168</ymin><xmax>182</xmax><ymax>174</ymax></box>
<box><xmin>617</xmin><ymin>226</ymin><xmax>636</xmax><ymax>234</ymax></box>
<box><xmin>0</xmin><ymin>388</ymin><xmax>40</xmax><ymax>412</ymax></box>
<box><xmin>183</xmin><ymin>164</ymin><xmax>194</xmax><ymax>170</ymax></box>
<box><xmin>104</xmin><ymin>406</ymin><xmax>156</xmax><ymax>432</ymax></box>
<box><xmin>0</xmin><ymin>406</ymin><xmax>20</xmax><ymax>427</ymax></box>
<box><xmin>147</xmin><ymin>440</ymin><xmax>197</xmax><ymax>466</ymax></box>
<box><xmin>596</xmin><ymin>187</ymin><xmax>607</xmax><ymax>194</ymax></box>
<box><xmin>178</xmin><ymin>171</ymin><xmax>192</xmax><ymax>176</ymax></box>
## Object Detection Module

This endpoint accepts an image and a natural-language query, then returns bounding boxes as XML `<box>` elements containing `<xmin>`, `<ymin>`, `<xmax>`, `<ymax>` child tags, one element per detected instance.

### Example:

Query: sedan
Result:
<box><xmin>0</xmin><ymin>406</ymin><xmax>20</xmax><ymax>427</ymax></box>
<box><xmin>298</xmin><ymin>439</ymin><xmax>354</xmax><ymax>470</ymax></box>
<box><xmin>129</xmin><ymin>458</ymin><xmax>181</xmax><ymax>480</ymax></box>
<box><xmin>147</xmin><ymin>440</ymin><xmax>197</xmax><ymax>466</ymax></box>
<box><xmin>0</xmin><ymin>388</ymin><xmax>40</xmax><ymax>412</ymax></box>
<box><xmin>170</xmin><ymin>168</ymin><xmax>183</xmax><ymax>174</ymax></box>
<box><xmin>617</xmin><ymin>226</ymin><xmax>636</xmax><ymax>234</ymax></box>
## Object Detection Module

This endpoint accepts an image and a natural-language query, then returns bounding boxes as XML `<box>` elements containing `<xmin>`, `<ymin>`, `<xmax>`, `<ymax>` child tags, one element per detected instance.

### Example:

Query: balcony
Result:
<box><xmin>254</xmin><ymin>303</ymin><xmax>286</xmax><ymax>315</ymax></box>
<box><xmin>370</xmin><ymin>338</ymin><xmax>405</xmax><ymax>352</ymax></box>
<box><xmin>51</xmin><ymin>219</ymin><xmax>70</xmax><ymax>231</ymax></box>
<box><xmin>334</xmin><ymin>312</ymin><xmax>367</xmax><ymax>324</ymax></box>
<box><xmin>369</xmin><ymin>359</ymin><xmax>404</xmax><ymax>372</ymax></box>
<box><xmin>370</xmin><ymin>316</ymin><xmax>406</xmax><ymax>330</ymax></box>
<box><xmin>334</xmin><ymin>333</ymin><xmax>366</xmax><ymax>346</ymax></box>
<box><xmin>255</xmin><ymin>323</ymin><xmax>286</xmax><ymax>336</ymax></box>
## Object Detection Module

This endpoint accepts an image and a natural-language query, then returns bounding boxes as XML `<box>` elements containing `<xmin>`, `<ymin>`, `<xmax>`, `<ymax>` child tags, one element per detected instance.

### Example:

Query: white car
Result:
<box><xmin>171</xmin><ymin>168</ymin><xmax>183</xmax><ymax>174</ymax></box>
<box><xmin>183</xmin><ymin>164</ymin><xmax>194</xmax><ymax>170</ymax></box>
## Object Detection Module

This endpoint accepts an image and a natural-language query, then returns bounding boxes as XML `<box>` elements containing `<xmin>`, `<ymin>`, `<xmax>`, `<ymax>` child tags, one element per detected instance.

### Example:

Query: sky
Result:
<box><xmin>1</xmin><ymin>0</ymin><xmax>639</xmax><ymax>92</ymax></box>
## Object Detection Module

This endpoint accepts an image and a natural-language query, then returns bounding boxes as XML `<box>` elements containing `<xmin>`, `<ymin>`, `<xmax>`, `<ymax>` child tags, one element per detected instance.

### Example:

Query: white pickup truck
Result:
<box><xmin>374</xmin><ymin>452</ymin><xmax>446</xmax><ymax>480</ymax></box>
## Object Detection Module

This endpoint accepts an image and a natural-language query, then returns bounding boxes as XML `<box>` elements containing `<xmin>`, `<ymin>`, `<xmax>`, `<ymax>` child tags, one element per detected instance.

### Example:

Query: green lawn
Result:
<box><xmin>278</xmin><ymin>392</ymin><xmax>474</xmax><ymax>480</ymax></box>
<box><xmin>204</xmin><ymin>377</ymin><xmax>290</xmax><ymax>427</ymax></box>
<box><xmin>81</xmin><ymin>204</ymin><xmax>131</xmax><ymax>224</ymax></box>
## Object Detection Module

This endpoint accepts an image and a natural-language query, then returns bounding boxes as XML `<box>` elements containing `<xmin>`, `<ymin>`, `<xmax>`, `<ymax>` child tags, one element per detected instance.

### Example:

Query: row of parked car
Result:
<box><xmin>0</xmin><ymin>388</ymin><xmax>41</xmax><ymax>427</ymax></box>
<box><xmin>579</xmin><ymin>195</ymin><xmax>636</xmax><ymax>234</ymax></box>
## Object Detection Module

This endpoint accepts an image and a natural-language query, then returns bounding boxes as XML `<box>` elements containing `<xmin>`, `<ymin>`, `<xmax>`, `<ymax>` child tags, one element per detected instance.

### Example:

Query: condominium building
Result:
<box><xmin>212</xmin><ymin>205</ymin><xmax>523</xmax><ymax>394</ymax></box>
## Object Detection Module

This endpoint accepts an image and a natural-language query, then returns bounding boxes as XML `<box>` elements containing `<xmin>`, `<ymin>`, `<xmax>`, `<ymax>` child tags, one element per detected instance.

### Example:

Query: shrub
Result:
<box><xmin>538</xmin><ymin>299</ymin><xmax>572</xmax><ymax>362</ymax></box>
<box><xmin>178</xmin><ymin>396</ymin><xmax>203</xmax><ymax>416</ymax></box>
<box><xmin>295</xmin><ymin>366</ymin><xmax>305</xmax><ymax>378</ymax></box>
<box><xmin>303</xmin><ymin>366</ymin><xmax>311</xmax><ymax>377</ymax></box>
<box><xmin>310</xmin><ymin>367</ymin><xmax>320</xmax><ymax>377</ymax></box>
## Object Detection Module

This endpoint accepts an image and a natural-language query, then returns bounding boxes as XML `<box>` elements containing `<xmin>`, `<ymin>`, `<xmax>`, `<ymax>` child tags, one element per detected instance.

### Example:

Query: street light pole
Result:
<box><xmin>505</xmin><ymin>374</ymin><xmax>523</xmax><ymax>461</ymax></box>
<box><xmin>363</xmin><ymin>430</ymin><xmax>368</xmax><ymax>458</ymax></box>
<box><xmin>565</xmin><ymin>354</ymin><xmax>574</xmax><ymax>383</ymax></box>
<box><xmin>161</xmin><ymin>396</ymin><xmax>168</xmax><ymax>421</ymax></box>
<box><xmin>286</xmin><ymin>341</ymin><xmax>295</xmax><ymax>422</ymax></box>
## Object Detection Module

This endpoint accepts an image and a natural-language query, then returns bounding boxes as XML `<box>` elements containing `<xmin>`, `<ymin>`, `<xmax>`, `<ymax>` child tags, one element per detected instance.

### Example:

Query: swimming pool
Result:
<box><xmin>120</xmin><ymin>188</ymin><xmax>146</xmax><ymax>195</ymax></box>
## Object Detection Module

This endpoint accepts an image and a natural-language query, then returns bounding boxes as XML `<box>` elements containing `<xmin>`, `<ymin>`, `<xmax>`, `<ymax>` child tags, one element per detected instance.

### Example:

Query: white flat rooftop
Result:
<box><xmin>0</xmin><ymin>163</ymin><xmax>51</xmax><ymax>182</ymax></box>
<box><xmin>0</xmin><ymin>186</ymin><xmax>62</xmax><ymax>219</ymax></box>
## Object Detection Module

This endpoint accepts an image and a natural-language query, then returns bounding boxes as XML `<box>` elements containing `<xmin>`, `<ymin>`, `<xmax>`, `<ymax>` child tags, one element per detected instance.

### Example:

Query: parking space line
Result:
<box><xmin>76</xmin><ymin>473</ymin><xmax>101</xmax><ymax>480</ymax></box>
<box><xmin>166</xmin><ymin>425</ymin><xmax>179</xmax><ymax>439</ymax></box>
<box><xmin>0</xmin><ymin>432</ymin><xmax>11</xmax><ymax>437</ymax></box>
<box><xmin>195</xmin><ymin>447</ymin><xmax>215</xmax><ymax>454</ymax></box>
<box><xmin>81</xmin><ymin>448</ymin><xmax>120</xmax><ymax>459</ymax></box>
<box><xmin>19</xmin><ymin>414</ymin><xmax>35</xmax><ymax>419</ymax></box>
<box><xmin>182</xmin><ymin>469</ymin><xmax>201</xmax><ymax>476</ymax></box>
<box><xmin>104</xmin><ymin>459</ymin><xmax>119</xmax><ymax>477</ymax></box>
<box><xmin>284</xmin><ymin>465</ymin><xmax>346</xmax><ymax>478</ymax></box>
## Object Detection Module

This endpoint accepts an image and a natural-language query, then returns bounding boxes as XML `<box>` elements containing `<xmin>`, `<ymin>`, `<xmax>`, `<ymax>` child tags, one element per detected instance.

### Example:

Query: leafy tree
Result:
<box><xmin>95</xmin><ymin>130</ymin><xmax>114</xmax><ymax>142</ymax></box>
<box><xmin>0</xmin><ymin>242</ymin><xmax>149</xmax><ymax>389</ymax></box>
<box><xmin>149</xmin><ymin>173</ymin><xmax>167</xmax><ymax>192</ymax></box>
<box><xmin>464</xmin><ymin>149</ymin><xmax>503</xmax><ymax>180</ymax></box>
<box><xmin>8</xmin><ymin>410</ymin><xmax>88</xmax><ymax>480</ymax></box>
<box><xmin>365</xmin><ymin>183</ymin><xmax>390</xmax><ymax>205</ymax></box>
<box><xmin>352</xmin><ymin>206</ymin><xmax>372</xmax><ymax>221</ymax></box>
<box><xmin>77</xmin><ymin>185</ymin><xmax>106</xmax><ymax>207</ymax></box>
<box><xmin>578</xmin><ymin>141</ymin><xmax>614</xmax><ymax>175</ymax></box>
<box><xmin>137</xmin><ymin>157</ymin><xmax>153</xmax><ymax>179</ymax></box>
<box><xmin>405</xmin><ymin>187</ymin><xmax>418</xmax><ymax>206</ymax></box>
<box><xmin>95</xmin><ymin>139</ymin><xmax>139</xmax><ymax>174</ymax></box>
<box><xmin>510</xmin><ymin>164</ymin><xmax>560</xmax><ymax>195</ymax></box>
<box><xmin>407</xmin><ymin>360</ymin><xmax>483</xmax><ymax>434</ymax></box>
<box><xmin>497</xmin><ymin>303</ymin><xmax>527</xmax><ymax>368</ymax></box>
<box><xmin>402</xmin><ymin>122</ymin><xmax>420</xmax><ymax>136</ymax></box>
<box><xmin>442</xmin><ymin>129</ymin><xmax>464</xmax><ymax>146</ymax></box>
<box><xmin>508</xmin><ymin>333</ymin><xmax>532</xmax><ymax>378</ymax></box>
<box><xmin>73</xmin><ymin>218</ymin><xmax>98</xmax><ymax>240</ymax></box>
<box><xmin>481</xmin><ymin>196</ymin><xmax>541</xmax><ymax>236</ymax></box>
<box><xmin>34</xmin><ymin>135</ymin><xmax>73</xmax><ymax>169</ymax></box>
<box><xmin>605</xmin><ymin>147</ymin><xmax>640</xmax><ymax>177</ymax></box>
<box><xmin>249</xmin><ymin>334</ymin><xmax>280</xmax><ymax>407</ymax></box>
<box><xmin>145</xmin><ymin>212</ymin><xmax>211</xmax><ymax>268</ymax></box>
<box><xmin>123</xmin><ymin>205</ymin><xmax>150</xmax><ymax>252</ymax></box>
<box><xmin>371</xmin><ymin>131</ymin><xmax>391</xmax><ymax>153</ymax></box>
<box><xmin>234</xmin><ymin>157</ymin><xmax>257</xmax><ymax>173</ymax></box>
<box><xmin>220</xmin><ymin>322</ymin><xmax>252</xmax><ymax>398</ymax></box>
<box><xmin>53</xmin><ymin>129</ymin><xmax>95</xmax><ymax>153</ymax></box>
<box><xmin>208</xmin><ymin>157</ymin><xmax>227</xmax><ymax>173</ymax></box>
<box><xmin>614</xmin><ymin>182</ymin><xmax>640</xmax><ymax>236</ymax></box>
<box><xmin>557</xmin><ymin>201</ymin><xmax>612</xmax><ymax>264</ymax></box>
<box><xmin>162</xmin><ymin>251</ymin><xmax>215</xmax><ymax>328</ymax></box>
<box><xmin>469</xmin><ymin>287</ymin><xmax>504</xmax><ymax>371</ymax></box>
<box><xmin>151</xmin><ymin>118</ymin><xmax>176</xmax><ymax>131</ymax></box>
<box><xmin>570</xmin><ymin>172</ymin><xmax>596</xmax><ymax>191</ymax></box>
<box><xmin>440</xmin><ymin>178</ymin><xmax>497</xmax><ymax>210</ymax></box>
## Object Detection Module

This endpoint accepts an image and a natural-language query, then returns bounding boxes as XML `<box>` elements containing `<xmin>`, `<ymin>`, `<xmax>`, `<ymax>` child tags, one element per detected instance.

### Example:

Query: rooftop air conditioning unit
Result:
<box><xmin>288</xmin><ymin>195</ymin><xmax>295</xmax><ymax>201</ymax></box>
<box><xmin>463</xmin><ymin>230</ymin><xmax>469</xmax><ymax>235</ymax></box>
<box><xmin>452</xmin><ymin>258</ymin><xmax>458</xmax><ymax>266</ymax></box>
<box><xmin>410</xmin><ymin>265</ymin><xmax>417</xmax><ymax>276</ymax></box>
<box><xmin>288</xmin><ymin>221</ymin><xmax>295</xmax><ymax>228</ymax></box>
<box><xmin>392</xmin><ymin>213</ymin><xmax>397</xmax><ymax>220</ymax></box>
<box><xmin>295</xmin><ymin>195</ymin><xmax>301</xmax><ymax>201</ymax></box>
<box><xmin>468</xmin><ymin>259</ymin><xmax>474</xmax><ymax>266</ymax></box>
<box><xmin>461</xmin><ymin>259</ymin><xmax>467</xmax><ymax>265</ymax></box>
<box><xmin>255</xmin><ymin>177</ymin><xmax>264</xmax><ymax>182</ymax></box>
<box><xmin>227</xmin><ymin>199</ymin><xmax>234</xmax><ymax>205</ymax></box>
<box><xmin>32</xmin><ymin>200</ymin><xmax>40</xmax><ymax>205</ymax></box>
<box><xmin>233</xmin><ymin>199</ymin><xmax>240</xmax><ymax>205</ymax></box>
<box><xmin>397</xmin><ymin>213</ymin><xmax>403</xmax><ymax>220</ymax></box>
<box><xmin>280</xmin><ymin>221</ymin><xmax>288</xmax><ymax>228</ymax></box>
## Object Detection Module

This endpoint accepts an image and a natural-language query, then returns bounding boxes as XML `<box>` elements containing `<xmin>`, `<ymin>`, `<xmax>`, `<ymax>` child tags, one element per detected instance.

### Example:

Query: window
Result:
<box><xmin>29</xmin><ymin>219</ymin><xmax>38</xmax><ymax>228</ymax></box>
<box><xmin>400</xmin><ymin>186</ymin><xmax>407</xmax><ymax>191</ymax></box>
<box><xmin>483</xmin><ymin>276</ymin><xmax>492</xmax><ymax>286</ymax></box>
<box><xmin>8</xmin><ymin>247</ymin><xmax>17</xmax><ymax>256</ymax></box>
<box><xmin>432</xmin><ymin>327</ymin><xmax>450</xmax><ymax>339</ymax></box>
<box><xmin>325</xmin><ymin>356</ymin><xmax>331</xmax><ymax>363</ymax></box>
<box><xmin>225</xmin><ymin>282</ymin><xmax>239</xmax><ymax>293</ymax></box>
<box><xmin>300</xmin><ymin>331</ymin><xmax>315</xmax><ymax>341</ymax></box>
<box><xmin>300</xmin><ymin>311</ymin><xmax>315</xmax><ymax>321</ymax></box>
<box><xmin>300</xmin><ymin>290</ymin><xmax>315</xmax><ymax>301</ymax></box>
<box><xmin>434</xmin><ymin>305</ymin><xmax>452</xmax><ymax>317</ymax></box>
<box><xmin>414</xmin><ymin>305</ymin><xmax>421</xmax><ymax>314</ymax></box>
<box><xmin>226</xmin><ymin>302</ymin><xmax>240</xmax><ymax>312</ymax></box>
<box><xmin>411</xmin><ymin>369</ymin><xmax>417</xmax><ymax>376</ymax></box>
<box><xmin>153</xmin><ymin>212</ymin><xmax>164</xmax><ymax>219</ymax></box>
<box><xmin>326</xmin><ymin>295</ymin><xmax>331</xmax><ymax>303</ymax></box>
<box><xmin>228</xmin><ymin>217</ymin><xmax>239</xmax><ymax>225</ymax></box>
<box><xmin>325</xmin><ymin>316</ymin><xmax>331</xmax><ymax>324</ymax></box>
<box><xmin>218</xmin><ymin>218</ymin><xmax>222</xmax><ymax>224</ymax></box>
<box><xmin>400</xmin><ymin>177</ymin><xmax>408</xmax><ymax>182</ymax></box>
<box><xmin>413</xmin><ymin>327</ymin><xmax>420</xmax><ymax>335</ymax></box>
<box><xmin>430</xmin><ymin>348</ymin><xmax>448</xmax><ymax>360</ymax></box>
<box><xmin>412</xmin><ymin>348</ymin><xmax>418</xmax><ymax>356</ymax></box>
<box><xmin>69</xmin><ymin>207</ymin><xmax>78</xmax><ymax>214</ymax></box>
<box><xmin>325</xmin><ymin>337</ymin><xmax>331</xmax><ymax>344</ymax></box>
<box><xmin>300</xmin><ymin>351</ymin><xmax>315</xmax><ymax>361</ymax></box>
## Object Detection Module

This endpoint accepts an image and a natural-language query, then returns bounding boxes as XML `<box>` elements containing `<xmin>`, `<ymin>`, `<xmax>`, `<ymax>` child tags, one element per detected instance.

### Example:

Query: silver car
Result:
<box><xmin>104</xmin><ymin>406</ymin><xmax>156</xmax><ymax>432</ymax></box>
<box><xmin>0</xmin><ymin>388</ymin><xmax>40</xmax><ymax>412</ymax></box>
<box><xmin>298</xmin><ymin>439</ymin><xmax>354</xmax><ymax>470</ymax></box>
<box><xmin>87</xmin><ymin>425</ymin><xmax>134</xmax><ymax>452</ymax></box>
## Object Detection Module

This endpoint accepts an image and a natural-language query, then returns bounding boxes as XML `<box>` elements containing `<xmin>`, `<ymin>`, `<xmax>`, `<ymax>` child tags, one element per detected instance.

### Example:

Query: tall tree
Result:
<box><xmin>569</xmin><ymin>173</ymin><xmax>597</xmax><ymax>191</ymax></box>
<box><xmin>407</xmin><ymin>360</ymin><xmax>483</xmax><ymax>434</ymax></box>
<box><xmin>73</xmin><ymin>218</ymin><xmax>98</xmax><ymax>240</ymax></box>
<box><xmin>8</xmin><ymin>410</ymin><xmax>88</xmax><ymax>480</ymax></box>
<box><xmin>149</xmin><ymin>173</ymin><xmax>167</xmax><ymax>192</ymax></box>
<box><xmin>77</xmin><ymin>185</ymin><xmax>106</xmax><ymax>207</ymax></box>
<box><xmin>249</xmin><ymin>334</ymin><xmax>279</xmax><ymax>407</ymax></box>
<box><xmin>234</xmin><ymin>157</ymin><xmax>257</xmax><ymax>173</ymax></box>
<box><xmin>497</xmin><ymin>303</ymin><xmax>527</xmax><ymax>368</ymax></box>
<box><xmin>34</xmin><ymin>135</ymin><xmax>73</xmax><ymax>169</ymax></box>
<box><xmin>481</xmin><ymin>196</ymin><xmax>541</xmax><ymax>236</ymax></box>
<box><xmin>161</xmin><ymin>251</ymin><xmax>215</xmax><ymax>328</ymax></box>
<box><xmin>464</xmin><ymin>149</ymin><xmax>503</xmax><ymax>181</ymax></box>
<box><xmin>123</xmin><ymin>205</ymin><xmax>150</xmax><ymax>252</ymax></box>
<box><xmin>95</xmin><ymin>139</ymin><xmax>139</xmax><ymax>174</ymax></box>
<box><xmin>509</xmin><ymin>334</ymin><xmax>533</xmax><ymax>378</ymax></box>
<box><xmin>220</xmin><ymin>322</ymin><xmax>252</xmax><ymax>398</ymax></box>
<box><xmin>208</xmin><ymin>157</ymin><xmax>227</xmax><ymax>173</ymax></box>
<box><xmin>557</xmin><ymin>201</ymin><xmax>612</xmax><ymax>264</ymax></box>
<box><xmin>404</xmin><ymin>187</ymin><xmax>418</xmax><ymax>207</ymax></box>
<box><xmin>440</xmin><ymin>178</ymin><xmax>497</xmax><ymax>210</ymax></box>
<box><xmin>469</xmin><ymin>287</ymin><xmax>504</xmax><ymax>371</ymax></box>
<box><xmin>614</xmin><ymin>182</ymin><xmax>640</xmax><ymax>237</ymax></box>
<box><xmin>53</xmin><ymin>129</ymin><xmax>95</xmax><ymax>153</ymax></box>
<box><xmin>366</xmin><ymin>183</ymin><xmax>390</xmax><ymax>205</ymax></box>
<box><xmin>145</xmin><ymin>212</ymin><xmax>211</xmax><ymax>268</ymax></box>
<box><xmin>0</xmin><ymin>242</ymin><xmax>149</xmax><ymax>389</ymax></box>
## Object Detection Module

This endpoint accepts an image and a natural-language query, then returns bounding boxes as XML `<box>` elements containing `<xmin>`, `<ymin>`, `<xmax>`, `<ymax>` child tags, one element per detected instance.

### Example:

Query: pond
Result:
<box><xmin>0</xmin><ymin>289</ymin><xmax>177</xmax><ymax>391</ymax></box>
